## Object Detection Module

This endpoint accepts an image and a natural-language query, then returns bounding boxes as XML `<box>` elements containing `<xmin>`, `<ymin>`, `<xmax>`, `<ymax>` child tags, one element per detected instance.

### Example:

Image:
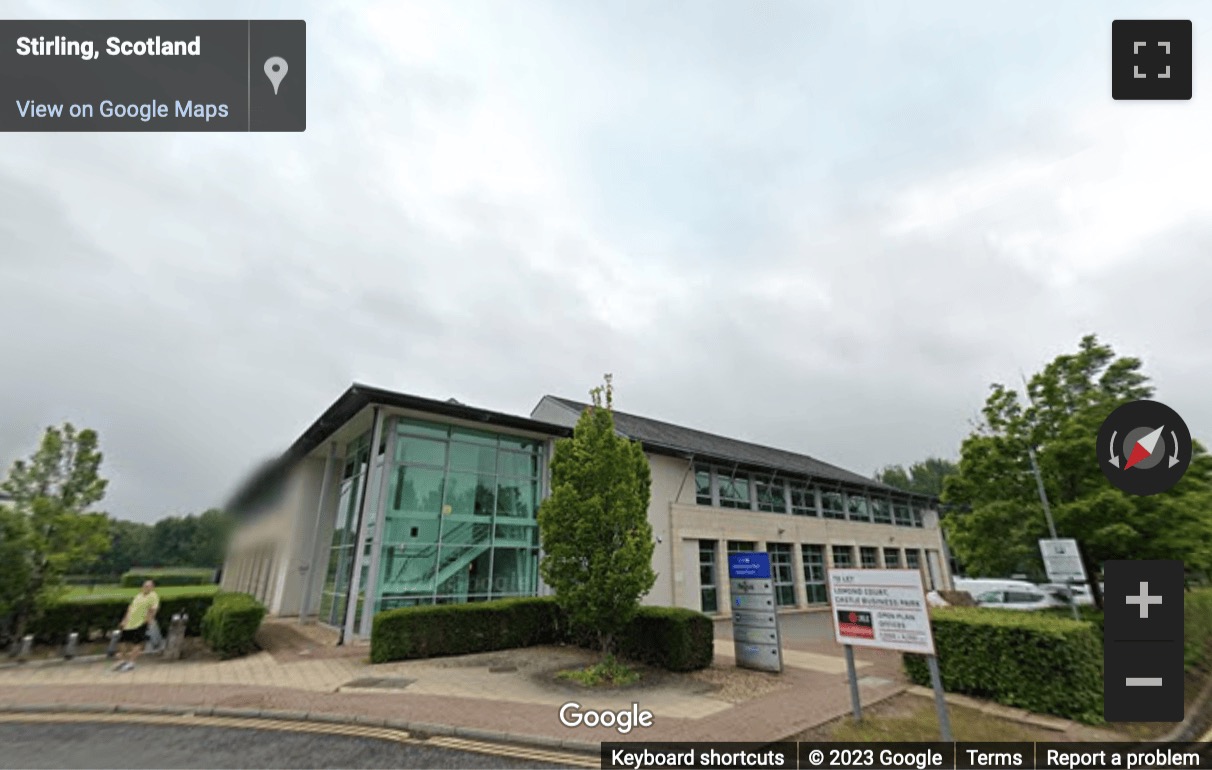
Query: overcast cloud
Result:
<box><xmin>3</xmin><ymin>0</ymin><xmax>1211</xmax><ymax>522</ymax></box>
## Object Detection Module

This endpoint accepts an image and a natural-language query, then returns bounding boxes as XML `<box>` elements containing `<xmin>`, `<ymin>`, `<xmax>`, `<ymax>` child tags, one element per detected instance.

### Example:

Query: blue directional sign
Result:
<box><xmin>728</xmin><ymin>552</ymin><xmax>771</xmax><ymax>580</ymax></box>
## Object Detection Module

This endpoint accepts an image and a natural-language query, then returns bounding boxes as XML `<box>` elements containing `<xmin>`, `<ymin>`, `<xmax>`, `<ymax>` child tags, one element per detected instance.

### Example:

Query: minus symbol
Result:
<box><xmin>1125</xmin><ymin>677</ymin><xmax>1163</xmax><ymax>687</ymax></box>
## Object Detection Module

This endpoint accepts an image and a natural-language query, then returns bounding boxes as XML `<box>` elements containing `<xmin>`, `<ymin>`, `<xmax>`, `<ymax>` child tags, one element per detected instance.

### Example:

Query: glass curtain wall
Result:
<box><xmin>374</xmin><ymin>419</ymin><xmax>543</xmax><ymax>611</ymax></box>
<box><xmin>319</xmin><ymin>431</ymin><xmax>371</xmax><ymax>627</ymax></box>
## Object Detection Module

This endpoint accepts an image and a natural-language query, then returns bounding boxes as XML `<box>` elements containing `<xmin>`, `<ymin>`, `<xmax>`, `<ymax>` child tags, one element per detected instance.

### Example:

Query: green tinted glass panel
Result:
<box><xmin>497</xmin><ymin>450</ymin><xmax>539</xmax><ymax>478</ymax></box>
<box><xmin>444</xmin><ymin>472</ymin><xmax>496</xmax><ymax>517</ymax></box>
<box><xmin>438</xmin><ymin>518</ymin><xmax>492</xmax><ymax>547</ymax></box>
<box><xmin>695</xmin><ymin>466</ymin><xmax>712</xmax><ymax>504</ymax></box>
<box><xmin>396</xmin><ymin>436</ymin><xmax>447</xmax><ymax>467</ymax></box>
<box><xmin>496</xmin><ymin>480</ymin><xmax>537</xmax><ymax>518</ymax></box>
<box><xmin>378</xmin><ymin>543</ymin><xmax>437</xmax><ymax>594</ymax></box>
<box><xmin>391</xmin><ymin>466</ymin><xmax>444</xmax><ymax>514</ymax></box>
<box><xmin>494</xmin><ymin>522</ymin><xmax>538</xmax><ymax>546</ymax></box>
<box><xmin>451</xmin><ymin>426</ymin><xmax>498</xmax><ymax>446</ymax></box>
<box><xmin>491</xmin><ymin>548</ymin><xmax>538</xmax><ymax>595</ymax></box>
<box><xmin>448</xmin><ymin>442</ymin><xmax>497</xmax><ymax>473</ymax></box>
<box><xmin>396</xmin><ymin>419</ymin><xmax>449</xmax><ymax>439</ymax></box>
<box><xmin>499</xmin><ymin>435</ymin><xmax>539</xmax><ymax>451</ymax></box>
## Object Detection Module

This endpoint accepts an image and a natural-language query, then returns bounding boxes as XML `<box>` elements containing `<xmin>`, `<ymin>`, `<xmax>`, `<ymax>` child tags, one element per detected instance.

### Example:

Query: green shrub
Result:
<box><xmin>371</xmin><ymin>597</ymin><xmax>561</xmax><ymax>663</ymax></box>
<box><xmin>1183</xmin><ymin>589</ymin><xmax>1212</xmax><ymax>669</ymax></box>
<box><xmin>32</xmin><ymin>588</ymin><xmax>216</xmax><ymax>643</ymax></box>
<box><xmin>904</xmin><ymin>608</ymin><xmax>1103</xmax><ymax>723</ymax></box>
<box><xmin>578</xmin><ymin>606</ymin><xmax>714</xmax><ymax>672</ymax></box>
<box><xmin>370</xmin><ymin>597</ymin><xmax>713</xmax><ymax>672</ymax></box>
<box><xmin>1042</xmin><ymin>590</ymin><xmax>1212</xmax><ymax>670</ymax></box>
<box><xmin>201</xmin><ymin>592</ymin><xmax>267</xmax><ymax>659</ymax></box>
<box><xmin>121</xmin><ymin>568</ymin><xmax>215</xmax><ymax>588</ymax></box>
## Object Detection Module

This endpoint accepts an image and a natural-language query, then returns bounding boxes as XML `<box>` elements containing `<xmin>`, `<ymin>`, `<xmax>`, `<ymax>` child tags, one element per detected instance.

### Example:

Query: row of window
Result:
<box><xmin>694</xmin><ymin>464</ymin><xmax>925</xmax><ymax>526</ymax></box>
<box><xmin>698</xmin><ymin>540</ymin><xmax>931</xmax><ymax>613</ymax></box>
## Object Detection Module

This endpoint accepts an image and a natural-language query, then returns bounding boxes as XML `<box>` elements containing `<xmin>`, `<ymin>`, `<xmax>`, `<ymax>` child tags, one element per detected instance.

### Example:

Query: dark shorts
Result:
<box><xmin>120</xmin><ymin>625</ymin><xmax>147</xmax><ymax>645</ymax></box>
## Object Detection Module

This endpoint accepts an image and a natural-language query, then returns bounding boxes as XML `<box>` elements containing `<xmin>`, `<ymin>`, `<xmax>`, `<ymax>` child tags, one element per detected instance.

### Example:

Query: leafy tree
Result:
<box><xmin>943</xmin><ymin>335</ymin><xmax>1212</xmax><ymax>581</ymax></box>
<box><xmin>538</xmin><ymin>375</ymin><xmax>656</xmax><ymax>654</ymax></box>
<box><xmin>875</xmin><ymin>458</ymin><xmax>958</xmax><ymax>498</ymax></box>
<box><xmin>187</xmin><ymin>508</ymin><xmax>234</xmax><ymax>568</ymax></box>
<box><xmin>0</xmin><ymin>424</ymin><xmax>112</xmax><ymax>638</ymax></box>
<box><xmin>0</xmin><ymin>507</ymin><xmax>32</xmax><ymax>624</ymax></box>
<box><xmin>89</xmin><ymin>518</ymin><xmax>153</xmax><ymax>577</ymax></box>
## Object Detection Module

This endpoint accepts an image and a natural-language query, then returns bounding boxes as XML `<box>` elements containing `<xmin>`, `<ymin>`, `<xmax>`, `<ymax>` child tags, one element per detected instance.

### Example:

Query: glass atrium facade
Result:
<box><xmin>320</xmin><ymin>415</ymin><xmax>545</xmax><ymax>630</ymax></box>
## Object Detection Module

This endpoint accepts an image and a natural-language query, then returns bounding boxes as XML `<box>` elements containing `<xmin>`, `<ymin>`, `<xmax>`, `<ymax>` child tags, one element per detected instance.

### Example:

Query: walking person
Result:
<box><xmin>114</xmin><ymin>580</ymin><xmax>160</xmax><ymax>672</ymax></box>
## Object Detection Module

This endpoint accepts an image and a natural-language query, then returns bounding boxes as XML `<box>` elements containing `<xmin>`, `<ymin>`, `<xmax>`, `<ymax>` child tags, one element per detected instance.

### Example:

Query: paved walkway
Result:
<box><xmin>0</xmin><ymin>616</ymin><xmax>1080</xmax><ymax>750</ymax></box>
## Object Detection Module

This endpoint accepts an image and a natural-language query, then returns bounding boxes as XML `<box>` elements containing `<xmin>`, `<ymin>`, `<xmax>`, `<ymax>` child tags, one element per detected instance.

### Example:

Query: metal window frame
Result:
<box><xmin>358</xmin><ymin>416</ymin><xmax>399</xmax><ymax>638</ymax></box>
<box><xmin>342</xmin><ymin>407</ymin><xmax>386</xmax><ymax>643</ymax></box>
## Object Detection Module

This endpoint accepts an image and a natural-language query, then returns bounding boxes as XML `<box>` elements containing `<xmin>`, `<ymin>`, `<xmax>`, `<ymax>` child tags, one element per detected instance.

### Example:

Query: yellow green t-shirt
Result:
<box><xmin>124</xmin><ymin>591</ymin><xmax>160</xmax><ymax>630</ymax></box>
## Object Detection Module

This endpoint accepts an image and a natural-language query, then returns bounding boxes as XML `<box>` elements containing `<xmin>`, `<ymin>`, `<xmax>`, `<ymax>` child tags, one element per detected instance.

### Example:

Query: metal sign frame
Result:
<box><xmin>728</xmin><ymin>552</ymin><xmax>783</xmax><ymax>673</ymax></box>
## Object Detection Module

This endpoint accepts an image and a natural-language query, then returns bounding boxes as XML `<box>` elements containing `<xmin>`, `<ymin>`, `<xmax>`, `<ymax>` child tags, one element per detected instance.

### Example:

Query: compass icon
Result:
<box><xmin>1097</xmin><ymin>400</ymin><xmax>1192</xmax><ymax>496</ymax></box>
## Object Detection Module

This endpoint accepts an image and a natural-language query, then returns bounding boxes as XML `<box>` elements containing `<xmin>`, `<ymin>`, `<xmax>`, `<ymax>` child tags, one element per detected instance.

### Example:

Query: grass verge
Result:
<box><xmin>557</xmin><ymin>654</ymin><xmax>642</xmax><ymax>687</ymax></box>
<box><xmin>64</xmin><ymin>584</ymin><xmax>220</xmax><ymax>601</ymax></box>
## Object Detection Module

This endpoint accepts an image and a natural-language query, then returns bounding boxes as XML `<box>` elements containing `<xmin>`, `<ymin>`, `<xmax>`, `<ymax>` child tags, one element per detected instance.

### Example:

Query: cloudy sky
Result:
<box><xmin>3</xmin><ymin>0</ymin><xmax>1211</xmax><ymax>523</ymax></box>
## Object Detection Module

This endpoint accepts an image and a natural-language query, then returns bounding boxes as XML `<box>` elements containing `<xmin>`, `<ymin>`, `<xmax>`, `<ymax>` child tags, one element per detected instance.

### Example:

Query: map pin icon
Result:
<box><xmin>264</xmin><ymin>57</ymin><xmax>288</xmax><ymax>95</ymax></box>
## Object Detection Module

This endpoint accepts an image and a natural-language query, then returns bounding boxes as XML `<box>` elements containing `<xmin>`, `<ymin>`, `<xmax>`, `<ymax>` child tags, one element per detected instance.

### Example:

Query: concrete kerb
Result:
<box><xmin>0</xmin><ymin>703</ymin><xmax>603</xmax><ymax>757</ymax></box>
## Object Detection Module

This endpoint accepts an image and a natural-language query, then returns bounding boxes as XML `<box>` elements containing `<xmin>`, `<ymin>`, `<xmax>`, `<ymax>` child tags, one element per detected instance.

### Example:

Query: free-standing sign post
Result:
<box><xmin>828</xmin><ymin>567</ymin><xmax>952</xmax><ymax>740</ymax></box>
<box><xmin>728</xmin><ymin>552</ymin><xmax>783</xmax><ymax>673</ymax></box>
<box><xmin>1040</xmin><ymin>538</ymin><xmax>1087</xmax><ymax>620</ymax></box>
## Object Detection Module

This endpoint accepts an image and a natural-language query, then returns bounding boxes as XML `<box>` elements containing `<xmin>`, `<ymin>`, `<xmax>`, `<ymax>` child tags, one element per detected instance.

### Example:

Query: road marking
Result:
<box><xmin>0</xmin><ymin>712</ymin><xmax>597</xmax><ymax>767</ymax></box>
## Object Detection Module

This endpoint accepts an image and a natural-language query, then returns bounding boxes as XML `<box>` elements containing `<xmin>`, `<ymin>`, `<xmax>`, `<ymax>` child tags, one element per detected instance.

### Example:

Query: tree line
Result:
<box><xmin>876</xmin><ymin>334</ymin><xmax>1212</xmax><ymax>584</ymax></box>
<box><xmin>1</xmin><ymin>425</ymin><xmax>232</xmax><ymax>639</ymax></box>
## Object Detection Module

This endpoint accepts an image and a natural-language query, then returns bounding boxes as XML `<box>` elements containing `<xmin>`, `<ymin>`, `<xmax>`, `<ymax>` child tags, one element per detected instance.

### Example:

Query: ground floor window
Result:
<box><xmin>831</xmin><ymin>544</ymin><xmax>854</xmax><ymax>568</ymax></box>
<box><xmin>768</xmin><ymin>543</ymin><xmax>796</xmax><ymax>606</ymax></box>
<box><xmin>727</xmin><ymin>540</ymin><xmax>757</xmax><ymax>556</ymax></box>
<box><xmin>859</xmin><ymin>546</ymin><xmax>879</xmax><ymax>569</ymax></box>
<box><xmin>905</xmin><ymin>548</ymin><xmax>921</xmax><ymax>570</ymax></box>
<box><xmin>884</xmin><ymin>547</ymin><xmax>901</xmax><ymax>568</ymax></box>
<box><xmin>802</xmin><ymin>544</ymin><xmax>827</xmax><ymax>603</ymax></box>
<box><xmin>699</xmin><ymin>540</ymin><xmax>718</xmax><ymax>613</ymax></box>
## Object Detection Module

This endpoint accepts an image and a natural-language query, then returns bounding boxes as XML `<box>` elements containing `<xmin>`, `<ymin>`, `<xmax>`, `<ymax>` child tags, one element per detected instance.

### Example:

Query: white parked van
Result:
<box><xmin>953</xmin><ymin>577</ymin><xmax>1038</xmax><ymax>597</ymax></box>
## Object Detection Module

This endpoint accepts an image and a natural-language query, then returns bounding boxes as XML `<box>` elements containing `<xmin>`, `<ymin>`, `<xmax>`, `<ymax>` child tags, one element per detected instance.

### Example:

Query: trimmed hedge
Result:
<box><xmin>370</xmin><ymin>596</ymin><xmax>714</xmax><ymax>672</ymax></box>
<box><xmin>30</xmin><ymin>588</ymin><xmax>217</xmax><ymax>643</ymax></box>
<box><xmin>904</xmin><ymin>608</ymin><xmax>1103</xmax><ymax>723</ymax></box>
<box><xmin>372</xmin><ymin>597</ymin><xmax>562</xmax><ymax>663</ymax></box>
<box><xmin>121</xmin><ymin>568</ymin><xmax>216</xmax><ymax>588</ymax></box>
<box><xmin>201</xmin><ymin>592</ymin><xmax>267</xmax><ymax>659</ymax></box>
<box><xmin>1184</xmin><ymin>589</ymin><xmax>1212</xmax><ymax>669</ymax></box>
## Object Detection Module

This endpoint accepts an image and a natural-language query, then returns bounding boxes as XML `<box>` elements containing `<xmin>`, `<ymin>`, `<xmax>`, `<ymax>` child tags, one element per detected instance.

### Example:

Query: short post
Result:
<box><xmin>926</xmin><ymin>654</ymin><xmax>954</xmax><ymax>741</ymax></box>
<box><xmin>64</xmin><ymin>632</ymin><xmax>79</xmax><ymax>660</ymax></box>
<box><xmin>17</xmin><ymin>634</ymin><xmax>33</xmax><ymax>662</ymax></box>
<box><xmin>106</xmin><ymin>628</ymin><xmax>121</xmax><ymax>658</ymax></box>
<box><xmin>843</xmin><ymin>644</ymin><xmax>863</xmax><ymax>721</ymax></box>
<box><xmin>163</xmin><ymin>614</ymin><xmax>186</xmax><ymax>661</ymax></box>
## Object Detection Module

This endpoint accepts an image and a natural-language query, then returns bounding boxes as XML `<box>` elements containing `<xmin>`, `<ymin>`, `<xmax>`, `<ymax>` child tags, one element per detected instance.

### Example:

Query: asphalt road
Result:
<box><xmin>0</xmin><ymin>722</ymin><xmax>577</xmax><ymax>769</ymax></box>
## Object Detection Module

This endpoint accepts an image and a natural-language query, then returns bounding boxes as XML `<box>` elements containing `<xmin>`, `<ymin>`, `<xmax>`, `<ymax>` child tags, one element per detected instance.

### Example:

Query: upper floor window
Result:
<box><xmin>695</xmin><ymin>464</ymin><xmax>713</xmax><ymax>506</ymax></box>
<box><xmin>717</xmin><ymin>469</ymin><xmax>751</xmax><ymax>510</ymax></box>
<box><xmin>846</xmin><ymin>494</ymin><xmax>871</xmax><ymax>522</ymax></box>
<box><xmin>893</xmin><ymin>502</ymin><xmax>913</xmax><ymax>527</ymax></box>
<box><xmin>754</xmin><ymin>475</ymin><xmax>787</xmax><ymax>514</ymax></box>
<box><xmin>789</xmin><ymin>482</ymin><xmax>818</xmax><ymax>516</ymax></box>
<box><xmin>870</xmin><ymin>497</ymin><xmax>892</xmax><ymax>524</ymax></box>
<box><xmin>911</xmin><ymin>506</ymin><xmax>924</xmax><ymax>527</ymax></box>
<box><xmin>821</xmin><ymin>491</ymin><xmax>846</xmax><ymax>520</ymax></box>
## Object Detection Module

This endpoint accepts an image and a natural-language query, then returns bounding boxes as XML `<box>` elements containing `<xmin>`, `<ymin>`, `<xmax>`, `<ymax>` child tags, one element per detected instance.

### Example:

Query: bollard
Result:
<box><xmin>106</xmin><ymin>628</ymin><xmax>121</xmax><ymax>658</ymax></box>
<box><xmin>163</xmin><ymin>613</ymin><xmax>187</xmax><ymax>661</ymax></box>
<box><xmin>64</xmin><ymin>632</ymin><xmax>79</xmax><ymax>660</ymax></box>
<box><xmin>17</xmin><ymin>635</ymin><xmax>33</xmax><ymax>662</ymax></box>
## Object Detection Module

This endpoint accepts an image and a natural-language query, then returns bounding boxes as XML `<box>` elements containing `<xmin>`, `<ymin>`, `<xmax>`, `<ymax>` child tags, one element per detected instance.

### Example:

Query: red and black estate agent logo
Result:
<box><xmin>837</xmin><ymin>610</ymin><xmax>874</xmax><ymax>639</ymax></box>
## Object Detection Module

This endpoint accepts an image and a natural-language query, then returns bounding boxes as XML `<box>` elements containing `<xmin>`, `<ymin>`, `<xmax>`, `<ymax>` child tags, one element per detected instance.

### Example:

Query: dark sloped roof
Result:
<box><xmin>227</xmin><ymin>385</ymin><xmax>572</xmax><ymax>514</ymax></box>
<box><xmin>543</xmin><ymin>396</ymin><xmax>927</xmax><ymax>500</ymax></box>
